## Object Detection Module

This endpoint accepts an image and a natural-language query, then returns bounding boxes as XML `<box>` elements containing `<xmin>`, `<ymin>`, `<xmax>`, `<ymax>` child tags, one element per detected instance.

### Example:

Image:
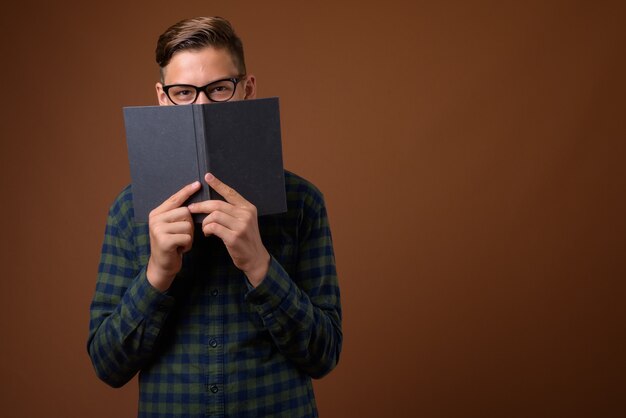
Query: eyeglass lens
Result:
<box><xmin>167</xmin><ymin>79</ymin><xmax>237</xmax><ymax>104</ymax></box>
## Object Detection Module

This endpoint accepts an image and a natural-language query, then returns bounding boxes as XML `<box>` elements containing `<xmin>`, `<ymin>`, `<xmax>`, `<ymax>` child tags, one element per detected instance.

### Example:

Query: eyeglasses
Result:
<box><xmin>162</xmin><ymin>77</ymin><xmax>245</xmax><ymax>105</ymax></box>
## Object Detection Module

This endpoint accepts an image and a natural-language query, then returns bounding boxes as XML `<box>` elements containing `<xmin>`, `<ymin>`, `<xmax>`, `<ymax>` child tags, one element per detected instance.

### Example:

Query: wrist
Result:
<box><xmin>146</xmin><ymin>259</ymin><xmax>175</xmax><ymax>292</ymax></box>
<box><xmin>244</xmin><ymin>252</ymin><xmax>270</xmax><ymax>287</ymax></box>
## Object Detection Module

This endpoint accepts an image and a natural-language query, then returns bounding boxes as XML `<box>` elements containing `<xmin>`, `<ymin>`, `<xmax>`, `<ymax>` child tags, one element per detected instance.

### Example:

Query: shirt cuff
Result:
<box><xmin>124</xmin><ymin>267</ymin><xmax>176</xmax><ymax>324</ymax></box>
<box><xmin>244</xmin><ymin>256</ymin><xmax>293</xmax><ymax>318</ymax></box>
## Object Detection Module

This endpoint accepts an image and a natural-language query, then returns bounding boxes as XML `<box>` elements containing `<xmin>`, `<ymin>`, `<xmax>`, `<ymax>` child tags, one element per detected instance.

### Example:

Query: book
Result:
<box><xmin>123</xmin><ymin>97</ymin><xmax>287</xmax><ymax>222</ymax></box>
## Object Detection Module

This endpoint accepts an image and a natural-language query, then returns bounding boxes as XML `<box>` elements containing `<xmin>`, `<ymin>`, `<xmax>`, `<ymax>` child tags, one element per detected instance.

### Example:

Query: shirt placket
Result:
<box><xmin>205</xmin><ymin>272</ymin><xmax>225</xmax><ymax>416</ymax></box>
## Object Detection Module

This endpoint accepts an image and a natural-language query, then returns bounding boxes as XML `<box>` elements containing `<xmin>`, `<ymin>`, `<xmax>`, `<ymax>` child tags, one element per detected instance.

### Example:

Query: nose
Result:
<box><xmin>195</xmin><ymin>90</ymin><xmax>211</xmax><ymax>104</ymax></box>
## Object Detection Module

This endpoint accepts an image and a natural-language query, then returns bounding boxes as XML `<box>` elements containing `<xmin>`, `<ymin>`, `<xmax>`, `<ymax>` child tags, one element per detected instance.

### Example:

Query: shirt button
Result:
<box><xmin>209</xmin><ymin>338</ymin><xmax>218</xmax><ymax>348</ymax></box>
<box><xmin>211</xmin><ymin>289</ymin><xmax>219</xmax><ymax>297</ymax></box>
<box><xmin>210</xmin><ymin>385</ymin><xmax>219</xmax><ymax>393</ymax></box>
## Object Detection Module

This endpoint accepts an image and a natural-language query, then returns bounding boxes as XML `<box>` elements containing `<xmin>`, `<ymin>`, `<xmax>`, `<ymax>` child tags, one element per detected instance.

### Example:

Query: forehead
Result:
<box><xmin>162</xmin><ymin>47</ymin><xmax>238</xmax><ymax>84</ymax></box>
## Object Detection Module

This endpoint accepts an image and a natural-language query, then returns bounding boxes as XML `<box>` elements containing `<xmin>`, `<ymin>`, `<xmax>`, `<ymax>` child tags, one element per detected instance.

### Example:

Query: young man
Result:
<box><xmin>87</xmin><ymin>16</ymin><xmax>342</xmax><ymax>417</ymax></box>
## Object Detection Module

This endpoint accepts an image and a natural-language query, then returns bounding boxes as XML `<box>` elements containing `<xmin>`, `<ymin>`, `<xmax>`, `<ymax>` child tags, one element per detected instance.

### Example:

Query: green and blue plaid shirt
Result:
<box><xmin>88</xmin><ymin>171</ymin><xmax>342</xmax><ymax>417</ymax></box>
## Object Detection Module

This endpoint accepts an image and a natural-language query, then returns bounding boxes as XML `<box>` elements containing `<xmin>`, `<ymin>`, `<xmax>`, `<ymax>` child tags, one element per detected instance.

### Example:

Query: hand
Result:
<box><xmin>188</xmin><ymin>173</ymin><xmax>270</xmax><ymax>287</ymax></box>
<box><xmin>146</xmin><ymin>181</ymin><xmax>200</xmax><ymax>292</ymax></box>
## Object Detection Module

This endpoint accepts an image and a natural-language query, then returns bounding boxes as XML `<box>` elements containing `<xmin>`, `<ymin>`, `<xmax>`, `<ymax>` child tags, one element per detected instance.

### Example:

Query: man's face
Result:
<box><xmin>155</xmin><ymin>46</ymin><xmax>256</xmax><ymax>105</ymax></box>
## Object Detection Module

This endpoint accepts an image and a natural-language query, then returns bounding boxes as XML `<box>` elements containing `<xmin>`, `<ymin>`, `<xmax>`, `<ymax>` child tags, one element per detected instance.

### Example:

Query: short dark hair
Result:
<box><xmin>155</xmin><ymin>16</ymin><xmax>246</xmax><ymax>76</ymax></box>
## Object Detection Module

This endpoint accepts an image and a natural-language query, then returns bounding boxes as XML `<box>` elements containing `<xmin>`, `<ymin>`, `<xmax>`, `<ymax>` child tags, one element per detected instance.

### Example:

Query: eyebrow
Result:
<box><xmin>163</xmin><ymin>75</ymin><xmax>237</xmax><ymax>86</ymax></box>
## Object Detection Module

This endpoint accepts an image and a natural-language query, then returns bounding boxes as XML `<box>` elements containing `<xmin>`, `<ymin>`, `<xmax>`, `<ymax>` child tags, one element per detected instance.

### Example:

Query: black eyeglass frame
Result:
<box><xmin>162</xmin><ymin>76</ymin><xmax>245</xmax><ymax>105</ymax></box>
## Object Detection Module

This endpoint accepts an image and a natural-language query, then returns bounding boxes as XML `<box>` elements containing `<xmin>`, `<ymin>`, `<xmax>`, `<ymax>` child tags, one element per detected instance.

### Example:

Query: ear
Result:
<box><xmin>243</xmin><ymin>74</ymin><xmax>257</xmax><ymax>99</ymax></box>
<box><xmin>155</xmin><ymin>82</ymin><xmax>169</xmax><ymax>105</ymax></box>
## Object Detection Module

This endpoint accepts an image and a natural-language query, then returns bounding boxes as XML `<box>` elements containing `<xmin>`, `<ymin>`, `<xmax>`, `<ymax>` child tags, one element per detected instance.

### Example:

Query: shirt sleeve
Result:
<box><xmin>87</xmin><ymin>189</ymin><xmax>175</xmax><ymax>388</ymax></box>
<box><xmin>245</xmin><ymin>190</ymin><xmax>342</xmax><ymax>379</ymax></box>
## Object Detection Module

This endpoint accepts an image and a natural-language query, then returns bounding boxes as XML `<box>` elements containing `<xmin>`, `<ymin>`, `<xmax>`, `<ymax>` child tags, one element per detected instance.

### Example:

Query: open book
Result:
<box><xmin>123</xmin><ymin>97</ymin><xmax>287</xmax><ymax>222</ymax></box>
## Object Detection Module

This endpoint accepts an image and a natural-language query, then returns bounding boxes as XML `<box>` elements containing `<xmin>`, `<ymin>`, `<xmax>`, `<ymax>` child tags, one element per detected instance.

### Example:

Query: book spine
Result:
<box><xmin>192</xmin><ymin>105</ymin><xmax>210</xmax><ymax>200</ymax></box>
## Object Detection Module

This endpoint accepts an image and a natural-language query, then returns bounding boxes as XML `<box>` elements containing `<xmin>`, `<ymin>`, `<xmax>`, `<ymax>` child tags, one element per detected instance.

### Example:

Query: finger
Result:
<box><xmin>188</xmin><ymin>199</ymin><xmax>236</xmax><ymax>215</ymax></box>
<box><xmin>152</xmin><ymin>220</ymin><xmax>194</xmax><ymax>236</ymax></box>
<box><xmin>177</xmin><ymin>233</ymin><xmax>194</xmax><ymax>253</ymax></box>
<box><xmin>202</xmin><ymin>221</ymin><xmax>234</xmax><ymax>244</ymax></box>
<box><xmin>201</xmin><ymin>210</ymin><xmax>240</xmax><ymax>232</ymax></box>
<box><xmin>151</xmin><ymin>181</ymin><xmax>201</xmax><ymax>216</ymax></box>
<box><xmin>204</xmin><ymin>173</ymin><xmax>249</xmax><ymax>206</ymax></box>
<box><xmin>163</xmin><ymin>233</ymin><xmax>194</xmax><ymax>253</ymax></box>
<box><xmin>151</xmin><ymin>206</ymin><xmax>193</xmax><ymax>223</ymax></box>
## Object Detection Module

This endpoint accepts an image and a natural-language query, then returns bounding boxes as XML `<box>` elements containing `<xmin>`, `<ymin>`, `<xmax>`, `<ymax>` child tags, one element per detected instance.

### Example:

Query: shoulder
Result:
<box><xmin>105</xmin><ymin>185</ymin><xmax>149</xmax><ymax>241</ymax></box>
<box><xmin>104</xmin><ymin>185</ymin><xmax>150</xmax><ymax>255</ymax></box>
<box><xmin>282</xmin><ymin>170</ymin><xmax>330</xmax><ymax>231</ymax></box>
<box><xmin>107</xmin><ymin>184</ymin><xmax>136</xmax><ymax>222</ymax></box>
<box><xmin>284</xmin><ymin>170</ymin><xmax>325</xmax><ymax>210</ymax></box>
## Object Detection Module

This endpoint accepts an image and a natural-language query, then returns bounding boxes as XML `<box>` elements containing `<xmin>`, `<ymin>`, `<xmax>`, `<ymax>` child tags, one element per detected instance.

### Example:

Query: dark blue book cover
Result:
<box><xmin>123</xmin><ymin>97</ymin><xmax>286</xmax><ymax>222</ymax></box>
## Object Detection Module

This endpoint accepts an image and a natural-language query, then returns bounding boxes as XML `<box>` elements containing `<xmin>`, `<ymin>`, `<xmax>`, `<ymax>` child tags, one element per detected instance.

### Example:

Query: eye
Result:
<box><xmin>208</xmin><ymin>85</ymin><xmax>230</xmax><ymax>94</ymax></box>
<box><xmin>173</xmin><ymin>88</ymin><xmax>193</xmax><ymax>97</ymax></box>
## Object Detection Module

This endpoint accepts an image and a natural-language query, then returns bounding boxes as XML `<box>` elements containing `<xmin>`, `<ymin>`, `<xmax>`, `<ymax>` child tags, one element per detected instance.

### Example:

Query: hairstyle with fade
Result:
<box><xmin>155</xmin><ymin>16</ymin><xmax>247</xmax><ymax>79</ymax></box>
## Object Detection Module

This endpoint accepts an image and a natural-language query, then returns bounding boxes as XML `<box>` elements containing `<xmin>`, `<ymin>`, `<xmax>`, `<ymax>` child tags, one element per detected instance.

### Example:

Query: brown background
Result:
<box><xmin>1</xmin><ymin>1</ymin><xmax>625</xmax><ymax>417</ymax></box>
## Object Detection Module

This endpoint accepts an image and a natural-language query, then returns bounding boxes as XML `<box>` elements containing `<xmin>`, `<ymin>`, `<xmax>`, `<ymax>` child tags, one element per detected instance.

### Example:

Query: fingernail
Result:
<box><xmin>205</xmin><ymin>173</ymin><xmax>214</xmax><ymax>182</ymax></box>
<box><xmin>191</xmin><ymin>181</ymin><xmax>200</xmax><ymax>187</ymax></box>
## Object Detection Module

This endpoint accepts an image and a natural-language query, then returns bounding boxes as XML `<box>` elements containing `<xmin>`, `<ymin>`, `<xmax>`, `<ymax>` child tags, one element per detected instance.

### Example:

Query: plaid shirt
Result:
<box><xmin>87</xmin><ymin>171</ymin><xmax>342</xmax><ymax>417</ymax></box>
